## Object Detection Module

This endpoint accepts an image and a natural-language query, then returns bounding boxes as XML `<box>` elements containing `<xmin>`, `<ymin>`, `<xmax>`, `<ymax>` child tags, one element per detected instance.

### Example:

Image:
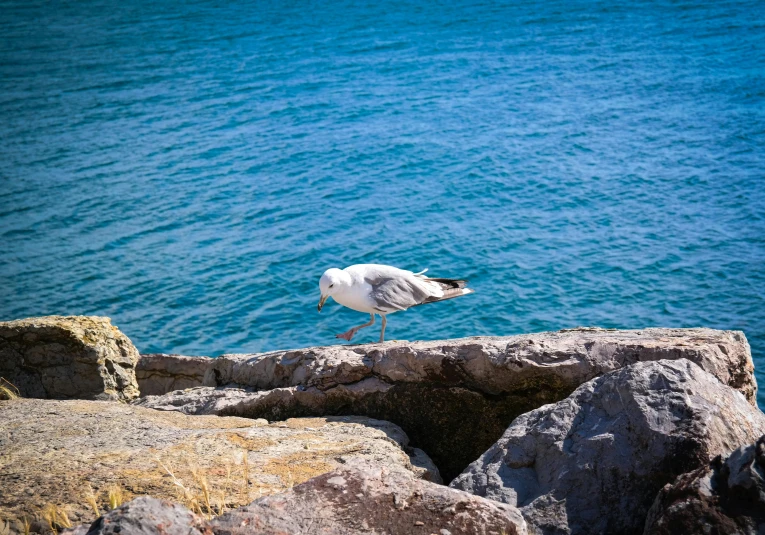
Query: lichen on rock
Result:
<box><xmin>0</xmin><ymin>316</ymin><xmax>140</xmax><ymax>401</ymax></box>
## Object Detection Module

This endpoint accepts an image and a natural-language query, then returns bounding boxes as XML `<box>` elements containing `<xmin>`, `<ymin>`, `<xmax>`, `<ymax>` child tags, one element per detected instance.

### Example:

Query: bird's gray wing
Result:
<box><xmin>365</xmin><ymin>274</ymin><xmax>434</xmax><ymax>313</ymax></box>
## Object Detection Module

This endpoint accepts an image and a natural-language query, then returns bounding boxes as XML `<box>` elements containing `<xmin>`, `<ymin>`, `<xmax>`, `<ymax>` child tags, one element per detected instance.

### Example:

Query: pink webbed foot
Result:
<box><xmin>335</xmin><ymin>329</ymin><xmax>356</xmax><ymax>341</ymax></box>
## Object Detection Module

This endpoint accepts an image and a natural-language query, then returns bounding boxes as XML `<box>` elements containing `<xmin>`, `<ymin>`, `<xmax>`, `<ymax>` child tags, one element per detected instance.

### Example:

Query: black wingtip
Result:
<box><xmin>425</xmin><ymin>277</ymin><xmax>469</xmax><ymax>289</ymax></box>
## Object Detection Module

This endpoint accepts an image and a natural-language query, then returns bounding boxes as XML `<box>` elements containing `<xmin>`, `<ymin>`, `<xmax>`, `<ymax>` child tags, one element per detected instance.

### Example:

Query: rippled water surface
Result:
<box><xmin>1</xmin><ymin>1</ymin><xmax>764</xmax><ymax>404</ymax></box>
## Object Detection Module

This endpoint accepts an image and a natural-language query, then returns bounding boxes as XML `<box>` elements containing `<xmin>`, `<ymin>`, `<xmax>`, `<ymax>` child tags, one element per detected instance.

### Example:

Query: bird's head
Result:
<box><xmin>318</xmin><ymin>268</ymin><xmax>345</xmax><ymax>312</ymax></box>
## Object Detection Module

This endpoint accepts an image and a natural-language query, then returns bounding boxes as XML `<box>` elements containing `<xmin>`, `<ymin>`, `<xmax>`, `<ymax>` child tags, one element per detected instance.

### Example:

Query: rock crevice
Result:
<box><xmin>136</xmin><ymin>353</ymin><xmax>212</xmax><ymax>396</ymax></box>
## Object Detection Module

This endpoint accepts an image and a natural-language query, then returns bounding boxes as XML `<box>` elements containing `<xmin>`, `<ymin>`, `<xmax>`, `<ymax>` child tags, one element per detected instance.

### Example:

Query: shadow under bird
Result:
<box><xmin>317</xmin><ymin>263</ymin><xmax>474</xmax><ymax>343</ymax></box>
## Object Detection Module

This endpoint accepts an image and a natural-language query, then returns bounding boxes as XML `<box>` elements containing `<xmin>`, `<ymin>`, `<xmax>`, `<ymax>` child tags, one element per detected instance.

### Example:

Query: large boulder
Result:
<box><xmin>210</xmin><ymin>460</ymin><xmax>527</xmax><ymax>535</ymax></box>
<box><xmin>135</xmin><ymin>353</ymin><xmax>212</xmax><ymax>396</ymax></box>
<box><xmin>450</xmin><ymin>359</ymin><xmax>765</xmax><ymax>535</ymax></box>
<box><xmin>0</xmin><ymin>316</ymin><xmax>139</xmax><ymax>401</ymax></box>
<box><xmin>644</xmin><ymin>435</ymin><xmax>765</xmax><ymax>535</ymax></box>
<box><xmin>0</xmin><ymin>398</ymin><xmax>437</xmax><ymax>534</ymax></box>
<box><xmin>136</xmin><ymin>328</ymin><xmax>756</xmax><ymax>481</ymax></box>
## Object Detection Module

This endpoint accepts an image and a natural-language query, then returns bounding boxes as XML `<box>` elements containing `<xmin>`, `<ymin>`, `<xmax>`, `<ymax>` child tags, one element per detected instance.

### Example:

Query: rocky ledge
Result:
<box><xmin>136</xmin><ymin>327</ymin><xmax>756</xmax><ymax>481</ymax></box>
<box><xmin>1</xmin><ymin>316</ymin><xmax>763</xmax><ymax>535</ymax></box>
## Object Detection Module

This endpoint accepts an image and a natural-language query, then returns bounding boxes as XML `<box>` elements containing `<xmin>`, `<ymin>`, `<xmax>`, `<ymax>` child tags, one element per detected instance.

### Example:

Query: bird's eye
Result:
<box><xmin>329</xmin><ymin>284</ymin><xmax>334</xmax><ymax>288</ymax></box>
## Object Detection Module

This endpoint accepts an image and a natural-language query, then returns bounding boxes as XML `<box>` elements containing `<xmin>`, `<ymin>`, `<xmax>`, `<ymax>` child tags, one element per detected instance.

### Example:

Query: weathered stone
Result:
<box><xmin>0</xmin><ymin>398</ymin><xmax>437</xmax><ymax>534</ymax></box>
<box><xmin>644</xmin><ymin>434</ymin><xmax>765</xmax><ymax>535</ymax></box>
<box><xmin>0</xmin><ymin>316</ymin><xmax>139</xmax><ymax>401</ymax></box>
<box><xmin>137</xmin><ymin>328</ymin><xmax>756</xmax><ymax>481</ymax></box>
<box><xmin>61</xmin><ymin>497</ymin><xmax>211</xmax><ymax>535</ymax></box>
<box><xmin>450</xmin><ymin>359</ymin><xmax>765</xmax><ymax>535</ymax></box>
<box><xmin>210</xmin><ymin>460</ymin><xmax>527</xmax><ymax>535</ymax></box>
<box><xmin>135</xmin><ymin>353</ymin><xmax>212</xmax><ymax>397</ymax></box>
<box><xmin>63</xmin><ymin>462</ymin><xmax>525</xmax><ymax>535</ymax></box>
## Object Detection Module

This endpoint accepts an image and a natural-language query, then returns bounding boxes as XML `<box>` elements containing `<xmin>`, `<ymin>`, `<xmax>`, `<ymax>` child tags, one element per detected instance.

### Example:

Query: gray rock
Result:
<box><xmin>450</xmin><ymin>359</ymin><xmax>765</xmax><ymax>535</ymax></box>
<box><xmin>0</xmin><ymin>398</ymin><xmax>438</xmax><ymax>533</ymax></box>
<box><xmin>644</xmin><ymin>435</ymin><xmax>765</xmax><ymax>535</ymax></box>
<box><xmin>135</xmin><ymin>353</ymin><xmax>212</xmax><ymax>396</ymax></box>
<box><xmin>137</xmin><ymin>328</ymin><xmax>757</xmax><ymax>481</ymax></box>
<box><xmin>61</xmin><ymin>497</ymin><xmax>211</xmax><ymax>535</ymax></box>
<box><xmin>210</xmin><ymin>460</ymin><xmax>527</xmax><ymax>535</ymax></box>
<box><xmin>0</xmin><ymin>316</ymin><xmax>139</xmax><ymax>401</ymax></box>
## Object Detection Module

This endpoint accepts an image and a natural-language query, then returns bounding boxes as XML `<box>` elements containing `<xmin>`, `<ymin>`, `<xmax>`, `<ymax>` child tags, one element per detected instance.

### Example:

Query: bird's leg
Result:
<box><xmin>336</xmin><ymin>314</ymin><xmax>375</xmax><ymax>341</ymax></box>
<box><xmin>379</xmin><ymin>315</ymin><xmax>387</xmax><ymax>343</ymax></box>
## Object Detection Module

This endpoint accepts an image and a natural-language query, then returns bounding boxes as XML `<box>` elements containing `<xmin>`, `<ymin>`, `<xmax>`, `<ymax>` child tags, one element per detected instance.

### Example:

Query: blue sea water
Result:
<box><xmin>1</xmin><ymin>1</ymin><xmax>764</xmax><ymax>404</ymax></box>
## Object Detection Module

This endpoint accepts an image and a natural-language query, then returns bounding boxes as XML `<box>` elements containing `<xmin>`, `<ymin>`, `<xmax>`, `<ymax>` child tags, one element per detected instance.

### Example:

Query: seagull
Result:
<box><xmin>317</xmin><ymin>263</ymin><xmax>474</xmax><ymax>343</ymax></box>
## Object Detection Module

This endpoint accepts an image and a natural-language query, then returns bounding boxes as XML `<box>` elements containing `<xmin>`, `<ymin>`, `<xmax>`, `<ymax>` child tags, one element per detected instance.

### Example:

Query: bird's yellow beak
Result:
<box><xmin>318</xmin><ymin>295</ymin><xmax>328</xmax><ymax>312</ymax></box>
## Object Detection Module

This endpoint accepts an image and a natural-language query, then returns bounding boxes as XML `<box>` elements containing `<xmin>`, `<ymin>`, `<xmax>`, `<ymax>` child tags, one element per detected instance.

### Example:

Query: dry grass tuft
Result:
<box><xmin>214</xmin><ymin>491</ymin><xmax>227</xmax><ymax>516</ymax></box>
<box><xmin>84</xmin><ymin>485</ymin><xmax>101</xmax><ymax>517</ymax></box>
<box><xmin>240</xmin><ymin>450</ymin><xmax>250</xmax><ymax>504</ymax></box>
<box><xmin>107</xmin><ymin>485</ymin><xmax>125</xmax><ymax>510</ymax></box>
<box><xmin>152</xmin><ymin>450</ymin><xmax>259</xmax><ymax>518</ymax></box>
<box><xmin>191</xmin><ymin>467</ymin><xmax>213</xmax><ymax>519</ymax></box>
<box><xmin>0</xmin><ymin>378</ymin><xmax>20</xmax><ymax>400</ymax></box>
<box><xmin>155</xmin><ymin>457</ymin><xmax>203</xmax><ymax>515</ymax></box>
<box><xmin>223</xmin><ymin>457</ymin><xmax>234</xmax><ymax>508</ymax></box>
<box><xmin>42</xmin><ymin>504</ymin><xmax>72</xmax><ymax>533</ymax></box>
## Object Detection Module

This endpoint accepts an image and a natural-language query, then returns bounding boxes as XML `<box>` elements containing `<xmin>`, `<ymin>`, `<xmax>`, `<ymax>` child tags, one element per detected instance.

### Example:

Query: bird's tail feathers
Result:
<box><xmin>414</xmin><ymin>278</ymin><xmax>474</xmax><ymax>306</ymax></box>
<box><xmin>435</xmin><ymin>287</ymin><xmax>475</xmax><ymax>301</ymax></box>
